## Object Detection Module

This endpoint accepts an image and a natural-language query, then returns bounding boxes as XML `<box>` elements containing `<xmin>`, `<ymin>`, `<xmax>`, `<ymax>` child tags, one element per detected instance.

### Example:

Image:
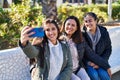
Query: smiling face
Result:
<box><xmin>44</xmin><ymin>23</ymin><xmax>58</xmax><ymax>45</ymax></box>
<box><xmin>64</xmin><ymin>19</ymin><xmax>77</xmax><ymax>38</ymax></box>
<box><xmin>84</xmin><ymin>15</ymin><xmax>97</xmax><ymax>33</ymax></box>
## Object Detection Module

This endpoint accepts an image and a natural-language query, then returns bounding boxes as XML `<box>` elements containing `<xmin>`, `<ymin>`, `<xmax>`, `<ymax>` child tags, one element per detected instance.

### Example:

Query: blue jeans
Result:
<box><xmin>86</xmin><ymin>66</ymin><xmax>110</xmax><ymax>80</ymax></box>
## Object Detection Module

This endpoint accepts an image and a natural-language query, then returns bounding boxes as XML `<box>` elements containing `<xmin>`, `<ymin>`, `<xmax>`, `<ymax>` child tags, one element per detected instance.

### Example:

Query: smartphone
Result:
<box><xmin>29</xmin><ymin>27</ymin><xmax>44</xmax><ymax>38</ymax></box>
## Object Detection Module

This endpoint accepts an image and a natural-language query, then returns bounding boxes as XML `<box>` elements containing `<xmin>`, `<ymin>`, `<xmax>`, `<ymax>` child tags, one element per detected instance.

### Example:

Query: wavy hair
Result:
<box><xmin>60</xmin><ymin>16</ymin><xmax>83</xmax><ymax>43</ymax></box>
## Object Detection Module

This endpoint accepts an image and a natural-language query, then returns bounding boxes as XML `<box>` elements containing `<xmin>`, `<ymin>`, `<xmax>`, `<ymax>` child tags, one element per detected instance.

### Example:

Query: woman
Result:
<box><xmin>82</xmin><ymin>12</ymin><xmax>112</xmax><ymax>80</ymax></box>
<box><xmin>60</xmin><ymin>16</ymin><xmax>111</xmax><ymax>80</ymax></box>
<box><xmin>19</xmin><ymin>19</ymin><xmax>72</xmax><ymax>80</ymax></box>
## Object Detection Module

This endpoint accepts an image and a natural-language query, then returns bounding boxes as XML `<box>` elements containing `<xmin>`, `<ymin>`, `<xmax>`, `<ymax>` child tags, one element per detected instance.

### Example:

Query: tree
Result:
<box><xmin>41</xmin><ymin>0</ymin><xmax>57</xmax><ymax>20</ymax></box>
<box><xmin>13</xmin><ymin>0</ymin><xmax>59</xmax><ymax>23</ymax></box>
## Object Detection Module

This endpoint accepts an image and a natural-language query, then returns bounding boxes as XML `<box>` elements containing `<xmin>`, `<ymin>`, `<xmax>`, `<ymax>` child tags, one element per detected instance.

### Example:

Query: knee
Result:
<box><xmin>97</xmin><ymin>68</ymin><xmax>110</xmax><ymax>80</ymax></box>
<box><xmin>71</xmin><ymin>73</ymin><xmax>81</xmax><ymax>80</ymax></box>
<box><xmin>89</xmin><ymin>73</ymin><xmax>99</xmax><ymax>80</ymax></box>
<box><xmin>84</xmin><ymin>77</ymin><xmax>90</xmax><ymax>80</ymax></box>
<box><xmin>86</xmin><ymin>66</ymin><xmax>99</xmax><ymax>80</ymax></box>
<box><xmin>87</xmin><ymin>70</ymin><xmax>99</xmax><ymax>80</ymax></box>
<box><xmin>71</xmin><ymin>77</ymin><xmax>81</xmax><ymax>80</ymax></box>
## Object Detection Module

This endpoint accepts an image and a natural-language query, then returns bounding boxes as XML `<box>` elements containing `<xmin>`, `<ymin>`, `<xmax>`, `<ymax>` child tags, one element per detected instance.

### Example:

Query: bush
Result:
<box><xmin>0</xmin><ymin>1</ymin><xmax>44</xmax><ymax>50</ymax></box>
<box><xmin>58</xmin><ymin>4</ymin><xmax>108</xmax><ymax>24</ymax></box>
<box><xmin>112</xmin><ymin>4</ymin><xmax>120</xmax><ymax>20</ymax></box>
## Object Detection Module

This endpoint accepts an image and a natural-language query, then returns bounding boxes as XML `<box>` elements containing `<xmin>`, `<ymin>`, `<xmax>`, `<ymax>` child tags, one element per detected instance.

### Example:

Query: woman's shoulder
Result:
<box><xmin>76</xmin><ymin>40</ymin><xmax>86</xmax><ymax>48</ymax></box>
<box><xmin>98</xmin><ymin>25</ymin><xmax>110</xmax><ymax>37</ymax></box>
<box><xmin>98</xmin><ymin>25</ymin><xmax>107</xmax><ymax>31</ymax></box>
<box><xmin>59</xmin><ymin>40</ymin><xmax>69</xmax><ymax>47</ymax></box>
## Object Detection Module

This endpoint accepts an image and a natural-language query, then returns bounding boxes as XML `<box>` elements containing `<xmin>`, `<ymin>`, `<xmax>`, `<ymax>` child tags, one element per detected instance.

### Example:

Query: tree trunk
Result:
<box><xmin>92</xmin><ymin>0</ymin><xmax>95</xmax><ymax>4</ymax></box>
<box><xmin>72</xmin><ymin>0</ymin><xmax>74</xmax><ymax>3</ymax></box>
<box><xmin>106</xmin><ymin>0</ymin><xmax>108</xmax><ymax>4</ymax></box>
<box><xmin>33</xmin><ymin>0</ymin><xmax>36</xmax><ymax>6</ymax></box>
<box><xmin>41</xmin><ymin>0</ymin><xmax>57</xmax><ymax>20</ymax></box>
<box><xmin>3</xmin><ymin>0</ymin><xmax>8</xmax><ymax>8</ymax></box>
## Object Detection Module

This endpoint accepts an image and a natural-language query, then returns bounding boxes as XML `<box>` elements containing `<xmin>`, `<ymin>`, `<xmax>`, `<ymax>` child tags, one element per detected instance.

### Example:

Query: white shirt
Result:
<box><xmin>48</xmin><ymin>40</ymin><xmax>63</xmax><ymax>80</ymax></box>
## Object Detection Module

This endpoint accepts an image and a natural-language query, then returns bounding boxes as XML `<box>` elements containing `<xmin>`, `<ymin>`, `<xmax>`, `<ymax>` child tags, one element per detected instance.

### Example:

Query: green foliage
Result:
<box><xmin>13</xmin><ymin>0</ymin><xmax>22</xmax><ymax>4</ymax></box>
<box><xmin>113</xmin><ymin>0</ymin><xmax>120</xmax><ymax>4</ymax></box>
<box><xmin>112</xmin><ymin>4</ymin><xmax>120</xmax><ymax>20</ymax></box>
<box><xmin>58</xmin><ymin>4</ymin><xmax>120</xmax><ymax>24</ymax></box>
<box><xmin>118</xmin><ymin>0</ymin><xmax>120</xmax><ymax>4</ymax></box>
<box><xmin>0</xmin><ymin>0</ymin><xmax>44</xmax><ymax>50</ymax></box>
<box><xmin>58</xmin><ymin>4</ymin><xmax>108</xmax><ymax>24</ymax></box>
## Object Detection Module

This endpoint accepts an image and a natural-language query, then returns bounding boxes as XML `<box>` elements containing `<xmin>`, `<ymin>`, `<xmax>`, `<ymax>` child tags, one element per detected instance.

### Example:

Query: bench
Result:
<box><xmin>0</xmin><ymin>47</ymin><xmax>31</xmax><ymax>80</ymax></box>
<box><xmin>108</xmin><ymin>27</ymin><xmax>120</xmax><ymax>80</ymax></box>
<box><xmin>0</xmin><ymin>27</ymin><xmax>120</xmax><ymax>80</ymax></box>
<box><xmin>108</xmin><ymin>27</ymin><xmax>120</xmax><ymax>74</ymax></box>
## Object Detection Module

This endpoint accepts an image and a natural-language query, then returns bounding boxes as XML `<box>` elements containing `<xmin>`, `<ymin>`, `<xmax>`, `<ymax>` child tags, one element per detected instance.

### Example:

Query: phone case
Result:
<box><xmin>29</xmin><ymin>27</ymin><xmax>44</xmax><ymax>37</ymax></box>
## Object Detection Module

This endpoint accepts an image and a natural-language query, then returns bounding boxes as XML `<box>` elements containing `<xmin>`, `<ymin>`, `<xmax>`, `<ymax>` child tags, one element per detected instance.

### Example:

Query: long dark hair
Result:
<box><xmin>60</xmin><ymin>16</ymin><xmax>83</xmax><ymax>44</ymax></box>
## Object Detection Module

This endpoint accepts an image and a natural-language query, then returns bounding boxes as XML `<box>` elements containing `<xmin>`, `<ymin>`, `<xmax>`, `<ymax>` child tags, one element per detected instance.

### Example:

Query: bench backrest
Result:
<box><xmin>0</xmin><ymin>47</ymin><xmax>31</xmax><ymax>80</ymax></box>
<box><xmin>108</xmin><ymin>27</ymin><xmax>120</xmax><ymax>74</ymax></box>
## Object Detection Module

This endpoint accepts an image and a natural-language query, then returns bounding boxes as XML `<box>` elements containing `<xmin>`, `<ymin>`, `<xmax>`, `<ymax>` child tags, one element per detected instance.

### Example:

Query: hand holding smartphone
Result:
<box><xmin>29</xmin><ymin>27</ymin><xmax>44</xmax><ymax>38</ymax></box>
